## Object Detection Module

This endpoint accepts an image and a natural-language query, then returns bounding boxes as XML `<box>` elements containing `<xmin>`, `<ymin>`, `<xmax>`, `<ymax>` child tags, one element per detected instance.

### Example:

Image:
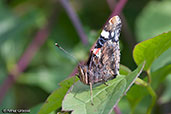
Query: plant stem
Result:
<box><xmin>135</xmin><ymin>77</ymin><xmax>157</xmax><ymax>114</ymax></box>
<box><xmin>106</xmin><ymin>0</ymin><xmax>136</xmax><ymax>50</ymax></box>
<box><xmin>114</xmin><ymin>105</ymin><xmax>121</xmax><ymax>114</ymax></box>
<box><xmin>147</xmin><ymin>69</ymin><xmax>151</xmax><ymax>84</ymax></box>
<box><xmin>0</xmin><ymin>7</ymin><xmax>58</xmax><ymax>105</ymax></box>
<box><xmin>146</xmin><ymin>68</ymin><xmax>156</xmax><ymax>113</ymax></box>
<box><xmin>111</xmin><ymin>0</ymin><xmax>128</xmax><ymax>16</ymax></box>
<box><xmin>135</xmin><ymin>78</ymin><xmax>148</xmax><ymax>86</ymax></box>
<box><xmin>146</xmin><ymin>84</ymin><xmax>157</xmax><ymax>114</ymax></box>
<box><xmin>59</xmin><ymin>0</ymin><xmax>88</xmax><ymax>45</ymax></box>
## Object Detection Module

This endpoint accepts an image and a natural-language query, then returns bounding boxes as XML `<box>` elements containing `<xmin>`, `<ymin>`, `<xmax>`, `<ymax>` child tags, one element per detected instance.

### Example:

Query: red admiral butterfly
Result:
<box><xmin>56</xmin><ymin>15</ymin><xmax>121</xmax><ymax>104</ymax></box>
<box><xmin>78</xmin><ymin>15</ymin><xmax>121</xmax><ymax>104</ymax></box>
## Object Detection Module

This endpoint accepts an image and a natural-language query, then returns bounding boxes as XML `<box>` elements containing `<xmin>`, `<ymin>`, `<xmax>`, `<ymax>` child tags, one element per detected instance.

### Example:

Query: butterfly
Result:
<box><xmin>78</xmin><ymin>15</ymin><xmax>121</xmax><ymax>104</ymax></box>
<box><xmin>56</xmin><ymin>15</ymin><xmax>121</xmax><ymax>104</ymax></box>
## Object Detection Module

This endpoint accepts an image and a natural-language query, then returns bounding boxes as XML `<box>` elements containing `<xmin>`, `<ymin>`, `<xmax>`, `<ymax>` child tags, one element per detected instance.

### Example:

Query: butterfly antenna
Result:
<box><xmin>55</xmin><ymin>43</ymin><xmax>80</xmax><ymax>64</ymax></box>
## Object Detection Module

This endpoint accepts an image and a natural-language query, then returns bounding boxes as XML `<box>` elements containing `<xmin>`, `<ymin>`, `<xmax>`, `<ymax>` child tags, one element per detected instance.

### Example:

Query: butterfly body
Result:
<box><xmin>78</xmin><ymin>16</ymin><xmax>122</xmax><ymax>86</ymax></box>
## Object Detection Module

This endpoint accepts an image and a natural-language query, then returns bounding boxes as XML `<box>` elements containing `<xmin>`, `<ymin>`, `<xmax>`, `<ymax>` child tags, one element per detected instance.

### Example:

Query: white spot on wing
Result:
<box><xmin>115</xmin><ymin>36</ymin><xmax>119</xmax><ymax>41</ymax></box>
<box><xmin>101</xmin><ymin>30</ymin><xmax>109</xmax><ymax>38</ymax></box>
<box><xmin>93</xmin><ymin>49</ymin><xmax>101</xmax><ymax>57</ymax></box>
<box><xmin>111</xmin><ymin>32</ymin><xmax>114</xmax><ymax>37</ymax></box>
<box><xmin>114</xmin><ymin>29</ymin><xmax>120</xmax><ymax>41</ymax></box>
<box><xmin>93</xmin><ymin>49</ymin><xmax>97</xmax><ymax>54</ymax></box>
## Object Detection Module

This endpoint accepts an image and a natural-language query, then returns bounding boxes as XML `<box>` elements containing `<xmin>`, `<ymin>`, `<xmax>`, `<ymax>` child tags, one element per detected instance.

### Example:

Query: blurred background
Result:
<box><xmin>0</xmin><ymin>0</ymin><xmax>171</xmax><ymax>113</ymax></box>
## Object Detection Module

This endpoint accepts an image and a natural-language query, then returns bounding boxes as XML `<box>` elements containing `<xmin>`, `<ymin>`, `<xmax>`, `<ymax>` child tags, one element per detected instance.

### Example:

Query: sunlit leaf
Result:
<box><xmin>159</xmin><ymin>74</ymin><xmax>171</xmax><ymax>104</ymax></box>
<box><xmin>119</xmin><ymin>64</ymin><xmax>132</xmax><ymax>75</ymax></box>
<box><xmin>136</xmin><ymin>0</ymin><xmax>171</xmax><ymax>41</ymax></box>
<box><xmin>133</xmin><ymin>31</ymin><xmax>171</xmax><ymax>71</ymax></box>
<box><xmin>151</xmin><ymin>48</ymin><xmax>171</xmax><ymax>72</ymax></box>
<box><xmin>0</xmin><ymin>10</ymin><xmax>41</xmax><ymax>44</ymax></box>
<box><xmin>63</xmin><ymin>76</ymin><xmax>126</xmax><ymax>114</ymax></box>
<box><xmin>62</xmin><ymin>63</ymin><xmax>144</xmax><ymax>114</ymax></box>
<box><xmin>124</xmin><ymin>62</ymin><xmax>145</xmax><ymax>94</ymax></box>
<box><xmin>127</xmin><ymin>64</ymin><xmax>171</xmax><ymax>112</ymax></box>
<box><xmin>38</xmin><ymin>77</ymin><xmax>78</xmax><ymax>114</ymax></box>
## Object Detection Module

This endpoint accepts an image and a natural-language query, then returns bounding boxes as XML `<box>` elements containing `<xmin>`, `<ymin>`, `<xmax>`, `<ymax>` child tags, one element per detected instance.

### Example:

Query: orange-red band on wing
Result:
<box><xmin>94</xmin><ymin>48</ymin><xmax>101</xmax><ymax>55</ymax></box>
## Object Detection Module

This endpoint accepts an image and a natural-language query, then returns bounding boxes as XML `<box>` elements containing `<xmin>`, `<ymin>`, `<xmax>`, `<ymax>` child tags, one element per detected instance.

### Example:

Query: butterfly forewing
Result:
<box><xmin>78</xmin><ymin>15</ymin><xmax>122</xmax><ymax>85</ymax></box>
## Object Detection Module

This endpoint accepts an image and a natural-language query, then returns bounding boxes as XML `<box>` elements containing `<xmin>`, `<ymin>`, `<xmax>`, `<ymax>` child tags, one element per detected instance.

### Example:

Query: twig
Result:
<box><xmin>59</xmin><ymin>0</ymin><xmax>88</xmax><ymax>45</ymax></box>
<box><xmin>146</xmin><ymin>85</ymin><xmax>157</xmax><ymax>114</ymax></box>
<box><xmin>114</xmin><ymin>105</ymin><xmax>121</xmax><ymax>114</ymax></box>
<box><xmin>107</xmin><ymin>0</ymin><xmax>136</xmax><ymax>49</ymax></box>
<box><xmin>147</xmin><ymin>69</ymin><xmax>151</xmax><ymax>84</ymax></box>
<box><xmin>69</xmin><ymin>65</ymin><xmax>79</xmax><ymax>77</ymax></box>
<box><xmin>0</xmin><ymin>74</ymin><xmax>15</xmax><ymax>105</ymax></box>
<box><xmin>0</xmin><ymin>27</ymin><xmax>49</xmax><ymax>105</ymax></box>
<box><xmin>135</xmin><ymin>70</ymin><xmax>156</xmax><ymax>114</ymax></box>
<box><xmin>135</xmin><ymin>78</ymin><xmax>157</xmax><ymax>114</ymax></box>
<box><xmin>106</xmin><ymin>0</ymin><xmax>116</xmax><ymax>11</ymax></box>
<box><xmin>146</xmin><ymin>69</ymin><xmax>156</xmax><ymax>114</ymax></box>
<box><xmin>111</xmin><ymin>0</ymin><xmax>128</xmax><ymax>16</ymax></box>
<box><xmin>121</xmin><ymin>15</ymin><xmax>136</xmax><ymax>49</ymax></box>
<box><xmin>106</xmin><ymin>0</ymin><xmax>130</xmax><ymax>113</ymax></box>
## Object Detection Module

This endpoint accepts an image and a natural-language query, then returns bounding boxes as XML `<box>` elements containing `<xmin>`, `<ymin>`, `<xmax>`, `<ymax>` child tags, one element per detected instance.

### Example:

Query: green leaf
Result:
<box><xmin>30</xmin><ymin>104</ymin><xmax>43</xmax><ymax>114</ymax></box>
<box><xmin>159</xmin><ymin>74</ymin><xmax>171</xmax><ymax>103</ymax></box>
<box><xmin>133</xmin><ymin>31</ymin><xmax>171</xmax><ymax>71</ymax></box>
<box><xmin>127</xmin><ymin>64</ymin><xmax>171</xmax><ymax>112</ymax></box>
<box><xmin>150</xmin><ymin>64</ymin><xmax>171</xmax><ymax>90</ymax></box>
<box><xmin>38</xmin><ymin>77</ymin><xmax>78</xmax><ymax>114</ymax></box>
<box><xmin>135</xmin><ymin>0</ymin><xmax>171</xmax><ymax>41</ymax></box>
<box><xmin>124</xmin><ymin>62</ymin><xmax>145</xmax><ymax>94</ymax></box>
<box><xmin>0</xmin><ymin>89</ymin><xmax>15</xmax><ymax>111</ymax></box>
<box><xmin>63</xmin><ymin>76</ymin><xmax>126</xmax><ymax>114</ymax></box>
<box><xmin>21</xmin><ymin>103</ymin><xmax>51</xmax><ymax>114</ymax></box>
<box><xmin>119</xmin><ymin>64</ymin><xmax>132</xmax><ymax>75</ymax></box>
<box><xmin>0</xmin><ymin>9</ymin><xmax>41</xmax><ymax>44</ymax></box>
<box><xmin>57</xmin><ymin>112</ymin><xmax>70</xmax><ymax>114</ymax></box>
<box><xmin>151</xmin><ymin>48</ymin><xmax>171</xmax><ymax>72</ymax></box>
<box><xmin>62</xmin><ymin>62</ymin><xmax>145</xmax><ymax>114</ymax></box>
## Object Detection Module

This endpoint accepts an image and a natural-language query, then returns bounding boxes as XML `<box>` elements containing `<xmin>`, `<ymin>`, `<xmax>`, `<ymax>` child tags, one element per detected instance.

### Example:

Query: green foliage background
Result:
<box><xmin>0</xmin><ymin>0</ymin><xmax>170</xmax><ymax>114</ymax></box>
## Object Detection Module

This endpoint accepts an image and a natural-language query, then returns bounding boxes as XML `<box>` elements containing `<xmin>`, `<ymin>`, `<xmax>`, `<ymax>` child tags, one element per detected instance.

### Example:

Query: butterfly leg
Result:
<box><xmin>90</xmin><ymin>82</ymin><xmax>94</xmax><ymax>105</ymax></box>
<box><xmin>102</xmin><ymin>78</ymin><xmax>108</xmax><ymax>86</ymax></box>
<box><xmin>104</xmin><ymin>82</ymin><xmax>108</xmax><ymax>86</ymax></box>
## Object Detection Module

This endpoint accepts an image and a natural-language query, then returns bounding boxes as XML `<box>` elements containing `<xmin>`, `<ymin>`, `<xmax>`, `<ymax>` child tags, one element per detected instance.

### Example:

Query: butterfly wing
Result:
<box><xmin>87</xmin><ymin>15</ymin><xmax>122</xmax><ymax>84</ymax></box>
